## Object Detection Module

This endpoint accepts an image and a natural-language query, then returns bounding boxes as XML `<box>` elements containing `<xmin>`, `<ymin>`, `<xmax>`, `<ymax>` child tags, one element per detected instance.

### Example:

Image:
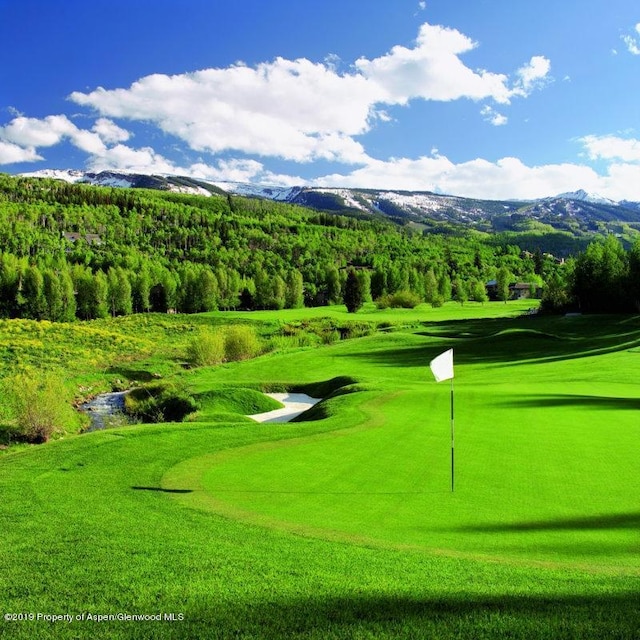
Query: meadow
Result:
<box><xmin>0</xmin><ymin>301</ymin><xmax>639</xmax><ymax>639</ymax></box>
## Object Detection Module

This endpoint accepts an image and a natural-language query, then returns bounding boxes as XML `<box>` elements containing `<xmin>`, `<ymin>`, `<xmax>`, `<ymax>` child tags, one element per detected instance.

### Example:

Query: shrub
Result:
<box><xmin>124</xmin><ymin>382</ymin><xmax>197</xmax><ymax>423</ymax></box>
<box><xmin>224</xmin><ymin>325</ymin><xmax>262</xmax><ymax>361</ymax></box>
<box><xmin>320</xmin><ymin>329</ymin><xmax>341</xmax><ymax>344</ymax></box>
<box><xmin>0</xmin><ymin>371</ymin><xmax>80</xmax><ymax>443</ymax></box>
<box><xmin>375</xmin><ymin>291</ymin><xmax>422</xmax><ymax>309</ymax></box>
<box><xmin>186</xmin><ymin>329</ymin><xmax>225</xmax><ymax>366</ymax></box>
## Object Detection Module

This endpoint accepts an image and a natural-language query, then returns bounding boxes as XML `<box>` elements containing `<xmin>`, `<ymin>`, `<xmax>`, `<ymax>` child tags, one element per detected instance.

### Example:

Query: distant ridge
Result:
<box><xmin>552</xmin><ymin>189</ymin><xmax>618</xmax><ymax>206</ymax></box>
<box><xmin>17</xmin><ymin>169</ymin><xmax>640</xmax><ymax>233</ymax></box>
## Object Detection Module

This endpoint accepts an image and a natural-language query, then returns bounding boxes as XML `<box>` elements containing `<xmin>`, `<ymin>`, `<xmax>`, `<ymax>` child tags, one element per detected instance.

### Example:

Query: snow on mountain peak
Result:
<box><xmin>554</xmin><ymin>189</ymin><xmax>618</xmax><ymax>205</ymax></box>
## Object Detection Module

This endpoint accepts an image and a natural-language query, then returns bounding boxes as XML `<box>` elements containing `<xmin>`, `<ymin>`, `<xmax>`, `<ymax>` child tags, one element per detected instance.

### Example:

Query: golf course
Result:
<box><xmin>1</xmin><ymin>301</ymin><xmax>639</xmax><ymax>639</ymax></box>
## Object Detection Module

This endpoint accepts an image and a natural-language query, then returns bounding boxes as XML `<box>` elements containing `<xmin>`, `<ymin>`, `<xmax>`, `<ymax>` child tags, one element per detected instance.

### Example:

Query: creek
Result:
<box><xmin>79</xmin><ymin>391</ymin><xmax>129</xmax><ymax>432</ymax></box>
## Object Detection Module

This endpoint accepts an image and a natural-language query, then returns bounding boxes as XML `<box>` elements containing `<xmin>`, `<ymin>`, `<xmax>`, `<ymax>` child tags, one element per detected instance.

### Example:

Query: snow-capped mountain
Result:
<box><xmin>552</xmin><ymin>189</ymin><xmax>618</xmax><ymax>206</ymax></box>
<box><xmin>17</xmin><ymin>170</ymin><xmax>640</xmax><ymax>231</ymax></box>
<box><xmin>210</xmin><ymin>181</ymin><xmax>303</xmax><ymax>202</ymax></box>
<box><xmin>19</xmin><ymin>169</ymin><xmax>218</xmax><ymax>197</ymax></box>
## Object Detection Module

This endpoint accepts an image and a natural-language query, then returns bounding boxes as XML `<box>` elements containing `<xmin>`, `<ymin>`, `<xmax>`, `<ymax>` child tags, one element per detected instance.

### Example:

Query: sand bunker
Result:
<box><xmin>248</xmin><ymin>393</ymin><xmax>321</xmax><ymax>423</ymax></box>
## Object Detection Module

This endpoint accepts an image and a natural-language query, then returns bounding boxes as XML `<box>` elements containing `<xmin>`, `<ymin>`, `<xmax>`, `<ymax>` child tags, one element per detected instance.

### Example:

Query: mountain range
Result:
<box><xmin>19</xmin><ymin>169</ymin><xmax>640</xmax><ymax>235</ymax></box>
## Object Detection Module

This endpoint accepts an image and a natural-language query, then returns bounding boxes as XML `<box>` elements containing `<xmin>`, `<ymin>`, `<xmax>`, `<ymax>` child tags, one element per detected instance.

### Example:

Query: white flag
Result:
<box><xmin>429</xmin><ymin>348</ymin><xmax>454</xmax><ymax>382</ymax></box>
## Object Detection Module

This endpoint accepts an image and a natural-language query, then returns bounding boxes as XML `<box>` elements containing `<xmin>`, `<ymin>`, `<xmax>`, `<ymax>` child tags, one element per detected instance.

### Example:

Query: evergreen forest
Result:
<box><xmin>0</xmin><ymin>172</ymin><xmax>637</xmax><ymax>319</ymax></box>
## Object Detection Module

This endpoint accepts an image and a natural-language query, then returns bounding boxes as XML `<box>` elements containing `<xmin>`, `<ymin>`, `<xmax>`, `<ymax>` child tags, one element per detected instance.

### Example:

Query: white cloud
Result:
<box><xmin>70</xmin><ymin>61</ymin><xmax>376</xmax><ymax>164</ymax></box>
<box><xmin>622</xmin><ymin>23</ymin><xmax>640</xmax><ymax>55</ymax></box>
<box><xmin>1</xmin><ymin>115</ymin><xmax>77</xmax><ymax>148</ymax></box>
<box><xmin>190</xmin><ymin>158</ymin><xmax>265</xmax><ymax>182</ymax></box>
<box><xmin>355</xmin><ymin>22</ymin><xmax>514</xmax><ymax>105</ymax></box>
<box><xmin>580</xmin><ymin>134</ymin><xmax>640</xmax><ymax>162</ymax></box>
<box><xmin>602</xmin><ymin>162</ymin><xmax>640</xmax><ymax>200</ymax></box>
<box><xmin>92</xmin><ymin>118</ymin><xmax>130</xmax><ymax>144</ymax></box>
<box><xmin>0</xmin><ymin>140</ymin><xmax>42</xmax><ymax>164</ymax></box>
<box><xmin>622</xmin><ymin>35</ymin><xmax>640</xmax><ymax>55</ymax></box>
<box><xmin>0</xmin><ymin>113</ymin><xmax>109</xmax><ymax>156</ymax></box>
<box><xmin>85</xmin><ymin>143</ymin><xmax>180</xmax><ymax>175</ymax></box>
<box><xmin>69</xmin><ymin>21</ymin><xmax>550</xmax><ymax>165</ymax></box>
<box><xmin>481</xmin><ymin>105</ymin><xmax>508</xmax><ymax>126</ymax></box>
<box><xmin>513</xmin><ymin>55</ymin><xmax>551</xmax><ymax>95</ymax></box>
<box><xmin>311</xmin><ymin>151</ymin><xmax>615</xmax><ymax>200</ymax></box>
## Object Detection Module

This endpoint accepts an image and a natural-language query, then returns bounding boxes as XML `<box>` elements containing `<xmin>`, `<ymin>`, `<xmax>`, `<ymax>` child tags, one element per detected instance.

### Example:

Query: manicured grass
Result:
<box><xmin>1</xmin><ymin>302</ymin><xmax>639</xmax><ymax>639</ymax></box>
<box><xmin>168</xmin><ymin>313</ymin><xmax>640</xmax><ymax>571</ymax></box>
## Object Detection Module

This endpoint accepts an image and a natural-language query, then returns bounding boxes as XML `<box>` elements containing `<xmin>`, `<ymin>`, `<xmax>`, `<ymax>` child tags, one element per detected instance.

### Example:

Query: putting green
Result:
<box><xmin>164</xmin><ymin>381</ymin><xmax>640</xmax><ymax>572</ymax></box>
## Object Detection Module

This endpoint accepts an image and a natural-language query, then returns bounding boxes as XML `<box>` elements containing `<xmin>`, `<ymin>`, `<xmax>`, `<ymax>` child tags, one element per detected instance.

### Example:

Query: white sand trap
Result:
<box><xmin>248</xmin><ymin>393</ymin><xmax>321</xmax><ymax>423</ymax></box>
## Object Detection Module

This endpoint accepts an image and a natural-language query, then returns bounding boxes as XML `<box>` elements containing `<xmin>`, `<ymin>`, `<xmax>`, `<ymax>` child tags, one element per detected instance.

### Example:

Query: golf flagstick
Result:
<box><xmin>450</xmin><ymin>376</ymin><xmax>454</xmax><ymax>492</ymax></box>
<box><xmin>429</xmin><ymin>348</ymin><xmax>455</xmax><ymax>492</ymax></box>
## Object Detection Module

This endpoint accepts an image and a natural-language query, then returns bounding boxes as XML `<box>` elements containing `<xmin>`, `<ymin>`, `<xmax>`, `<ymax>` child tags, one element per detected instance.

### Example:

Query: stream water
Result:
<box><xmin>79</xmin><ymin>391</ymin><xmax>128</xmax><ymax>432</ymax></box>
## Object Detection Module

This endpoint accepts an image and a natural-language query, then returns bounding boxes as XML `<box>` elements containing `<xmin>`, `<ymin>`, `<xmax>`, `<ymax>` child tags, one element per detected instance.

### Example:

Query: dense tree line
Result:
<box><xmin>540</xmin><ymin>235</ymin><xmax>640</xmax><ymax>313</ymax></box>
<box><xmin>0</xmin><ymin>173</ymin><xmax>556</xmax><ymax>321</ymax></box>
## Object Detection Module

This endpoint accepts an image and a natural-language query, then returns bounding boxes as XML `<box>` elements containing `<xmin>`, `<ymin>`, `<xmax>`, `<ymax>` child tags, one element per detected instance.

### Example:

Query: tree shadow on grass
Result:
<box><xmin>341</xmin><ymin>315</ymin><xmax>640</xmax><ymax>368</ymax></box>
<box><xmin>497</xmin><ymin>394</ymin><xmax>640</xmax><ymax>411</ymax></box>
<box><xmin>174</xmin><ymin>592</ymin><xmax>640</xmax><ymax>640</ymax></box>
<box><xmin>131</xmin><ymin>486</ymin><xmax>193</xmax><ymax>494</ymax></box>
<box><xmin>456</xmin><ymin>511</ymin><xmax>640</xmax><ymax>533</ymax></box>
<box><xmin>106</xmin><ymin>366</ymin><xmax>155</xmax><ymax>382</ymax></box>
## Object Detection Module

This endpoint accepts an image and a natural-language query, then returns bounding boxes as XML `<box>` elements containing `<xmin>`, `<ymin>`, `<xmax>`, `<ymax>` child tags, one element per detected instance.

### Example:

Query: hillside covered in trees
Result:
<box><xmin>0</xmin><ymin>172</ymin><xmax>618</xmax><ymax>321</ymax></box>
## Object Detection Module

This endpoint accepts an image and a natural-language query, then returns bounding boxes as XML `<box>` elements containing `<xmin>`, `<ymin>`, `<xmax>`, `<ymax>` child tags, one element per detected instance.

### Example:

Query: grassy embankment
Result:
<box><xmin>1</xmin><ymin>300</ymin><xmax>639</xmax><ymax>639</ymax></box>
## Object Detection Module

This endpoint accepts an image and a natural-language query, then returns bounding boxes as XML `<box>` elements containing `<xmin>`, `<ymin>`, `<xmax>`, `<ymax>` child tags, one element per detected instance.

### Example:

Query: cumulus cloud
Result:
<box><xmin>1</xmin><ymin>115</ymin><xmax>77</xmax><ymax>148</ymax></box>
<box><xmin>0</xmin><ymin>114</ymin><xmax>109</xmax><ymax>155</ymax></box>
<box><xmin>70</xmin><ymin>60</ymin><xmax>376</xmax><ymax>164</ymax></box>
<box><xmin>580</xmin><ymin>134</ymin><xmax>640</xmax><ymax>162</ymax></box>
<box><xmin>354</xmin><ymin>22</ymin><xmax>514</xmax><ymax>105</ymax></box>
<box><xmin>622</xmin><ymin>23</ymin><xmax>640</xmax><ymax>55</ymax></box>
<box><xmin>85</xmin><ymin>143</ymin><xmax>180</xmax><ymax>174</ymax></box>
<box><xmin>312</xmin><ymin>152</ymin><xmax>604</xmax><ymax>200</ymax></box>
<box><xmin>69</xmin><ymin>21</ymin><xmax>550</xmax><ymax>165</ymax></box>
<box><xmin>0</xmin><ymin>19</ymin><xmax>567</xmax><ymax>197</ymax></box>
<box><xmin>189</xmin><ymin>158</ymin><xmax>265</xmax><ymax>183</ymax></box>
<box><xmin>480</xmin><ymin>105</ymin><xmax>508</xmax><ymax>126</ymax></box>
<box><xmin>512</xmin><ymin>55</ymin><xmax>551</xmax><ymax>95</ymax></box>
<box><xmin>92</xmin><ymin>118</ymin><xmax>131</xmax><ymax>144</ymax></box>
<box><xmin>0</xmin><ymin>140</ymin><xmax>43</xmax><ymax>164</ymax></box>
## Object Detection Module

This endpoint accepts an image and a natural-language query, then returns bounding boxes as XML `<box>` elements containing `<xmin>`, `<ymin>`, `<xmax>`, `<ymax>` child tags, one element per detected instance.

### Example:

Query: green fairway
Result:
<box><xmin>1</xmin><ymin>303</ymin><xmax>639</xmax><ymax>639</ymax></box>
<box><xmin>166</xmin><ymin>313</ymin><xmax>640</xmax><ymax>571</ymax></box>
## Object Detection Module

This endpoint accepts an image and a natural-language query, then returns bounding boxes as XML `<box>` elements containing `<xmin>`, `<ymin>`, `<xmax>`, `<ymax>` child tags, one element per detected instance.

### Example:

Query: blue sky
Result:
<box><xmin>1</xmin><ymin>0</ymin><xmax>640</xmax><ymax>200</ymax></box>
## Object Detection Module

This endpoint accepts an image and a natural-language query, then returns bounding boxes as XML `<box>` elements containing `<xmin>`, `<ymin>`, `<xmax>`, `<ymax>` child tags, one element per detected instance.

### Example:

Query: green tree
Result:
<box><xmin>540</xmin><ymin>269</ymin><xmax>572</xmax><ymax>313</ymax></box>
<box><xmin>424</xmin><ymin>269</ymin><xmax>438</xmax><ymax>304</ymax></box>
<box><xmin>496</xmin><ymin>266</ymin><xmax>512</xmax><ymax>303</ymax></box>
<box><xmin>470</xmin><ymin>279</ymin><xmax>488</xmax><ymax>304</ymax></box>
<box><xmin>453</xmin><ymin>276</ymin><xmax>468</xmax><ymax>305</ymax></box>
<box><xmin>0</xmin><ymin>253</ymin><xmax>22</xmax><ymax>318</ymax></box>
<box><xmin>58</xmin><ymin>268</ymin><xmax>77</xmax><ymax>321</ymax></box>
<box><xmin>325</xmin><ymin>265</ymin><xmax>342</xmax><ymax>305</ymax></box>
<box><xmin>438</xmin><ymin>273</ymin><xmax>451</xmax><ymax>303</ymax></box>
<box><xmin>150</xmin><ymin>268</ymin><xmax>177</xmax><ymax>313</ymax></box>
<box><xmin>628</xmin><ymin>238</ymin><xmax>640</xmax><ymax>311</ymax></box>
<box><xmin>107</xmin><ymin>267</ymin><xmax>133</xmax><ymax>317</ymax></box>
<box><xmin>285</xmin><ymin>269</ymin><xmax>304</xmax><ymax>309</ymax></box>
<box><xmin>370</xmin><ymin>266</ymin><xmax>387</xmax><ymax>300</ymax></box>
<box><xmin>20</xmin><ymin>265</ymin><xmax>47</xmax><ymax>319</ymax></box>
<box><xmin>343</xmin><ymin>269</ymin><xmax>364</xmax><ymax>313</ymax></box>
<box><xmin>132</xmin><ymin>266</ymin><xmax>151</xmax><ymax>313</ymax></box>
<box><xmin>357</xmin><ymin>269</ymin><xmax>372</xmax><ymax>303</ymax></box>
<box><xmin>572</xmin><ymin>236</ymin><xmax>628</xmax><ymax>312</ymax></box>
<box><xmin>42</xmin><ymin>269</ymin><xmax>64</xmax><ymax>321</ymax></box>
<box><xmin>93</xmin><ymin>271</ymin><xmax>109</xmax><ymax>319</ymax></box>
